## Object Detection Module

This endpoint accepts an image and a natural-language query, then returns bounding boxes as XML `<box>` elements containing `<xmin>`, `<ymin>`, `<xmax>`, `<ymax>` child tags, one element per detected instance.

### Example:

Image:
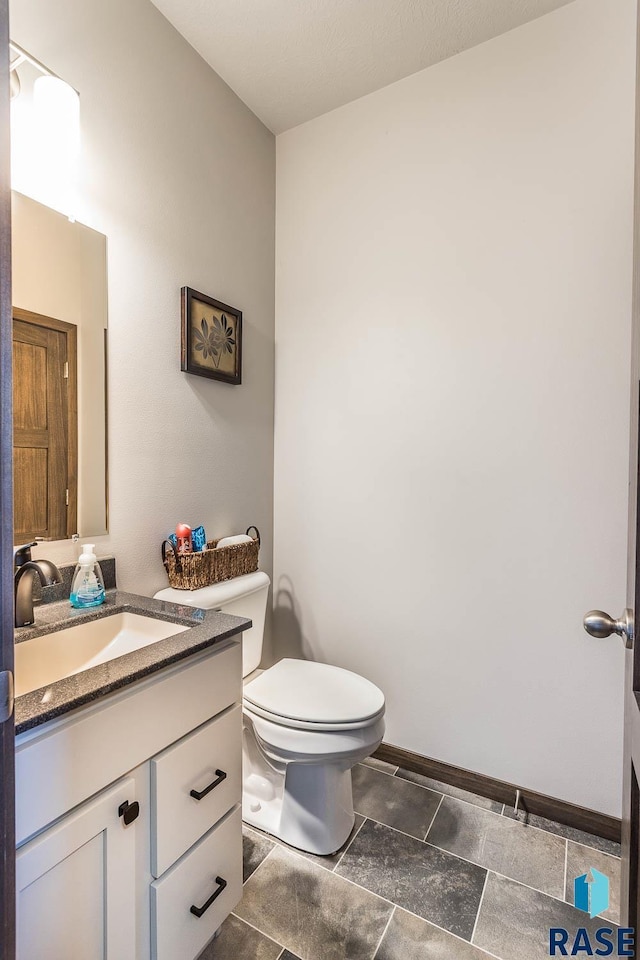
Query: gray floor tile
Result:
<box><xmin>374</xmin><ymin>907</ymin><xmax>494</xmax><ymax>960</ymax></box>
<box><xmin>243</xmin><ymin>825</ymin><xmax>276</xmax><ymax>882</ymax></box>
<box><xmin>336</xmin><ymin>818</ymin><xmax>486</xmax><ymax>941</ymax></box>
<box><xmin>236</xmin><ymin>844</ymin><xmax>394</xmax><ymax>960</ymax></box>
<box><xmin>248</xmin><ymin>815</ymin><xmax>365</xmax><ymax>870</ymax></box>
<box><xmin>473</xmin><ymin>872</ymin><xmax>617</xmax><ymax>960</ymax></box>
<box><xmin>396</xmin><ymin>768</ymin><xmax>502</xmax><ymax>813</ymax></box>
<box><xmin>363</xmin><ymin>757</ymin><xmax>399</xmax><ymax>775</ymax></box>
<box><xmin>565</xmin><ymin>841</ymin><xmax>621</xmax><ymax>925</ymax></box>
<box><xmin>352</xmin><ymin>764</ymin><xmax>442</xmax><ymax>839</ymax></box>
<box><xmin>427</xmin><ymin>796</ymin><xmax>566</xmax><ymax>898</ymax></box>
<box><xmin>197</xmin><ymin>914</ymin><xmax>283</xmax><ymax>960</ymax></box>
<box><xmin>503</xmin><ymin>805</ymin><xmax>621</xmax><ymax>857</ymax></box>
<box><xmin>326</xmin><ymin>814</ymin><xmax>366</xmax><ymax>866</ymax></box>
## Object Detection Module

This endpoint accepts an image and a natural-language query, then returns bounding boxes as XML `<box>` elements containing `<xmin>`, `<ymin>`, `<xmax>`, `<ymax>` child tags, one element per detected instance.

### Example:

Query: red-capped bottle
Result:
<box><xmin>175</xmin><ymin>522</ymin><xmax>193</xmax><ymax>554</ymax></box>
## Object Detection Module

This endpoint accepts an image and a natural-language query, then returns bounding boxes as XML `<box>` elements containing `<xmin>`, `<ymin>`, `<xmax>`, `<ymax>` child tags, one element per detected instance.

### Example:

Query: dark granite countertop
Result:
<box><xmin>14</xmin><ymin>589</ymin><xmax>250</xmax><ymax>735</ymax></box>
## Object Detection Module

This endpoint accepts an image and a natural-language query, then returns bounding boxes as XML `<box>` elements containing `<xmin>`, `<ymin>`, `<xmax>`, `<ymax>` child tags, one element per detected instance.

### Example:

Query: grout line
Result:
<box><xmin>426</xmin><ymin>791</ymin><xmax>592</xmax><ymax>849</ymax></box>
<box><xmin>365</xmin><ymin>764</ymin><xmax>443</xmax><ymax>805</ymax></box>
<box><xmin>240</xmin><ymin>815</ymin><xmax>578</xmax><ymax>960</ymax></box>
<box><xmin>238</xmin><ymin>860</ymin><xmax>501</xmax><ymax>960</ymax></box>
<box><xmin>566</xmin><ymin>837</ymin><xmax>622</xmax><ymax>863</ymax></box>
<box><xmin>240</xmin><ymin>805</ymin><xmax>590</xmax><ymax>960</ymax></box>
<box><xmin>230</xmin><ymin>911</ymin><xmax>286</xmax><ymax>951</ymax></box>
<box><xmin>332</xmin><ymin>816</ymin><xmax>367</xmax><ymax>872</ymax></box>
<box><xmin>242</xmin><ymin>807</ymin><xmax>595</xmax><ymax>944</ymax></box>
<box><xmin>395</xmin><ymin>768</ymin><xmax>499</xmax><ymax>806</ymax></box>
<box><xmin>470</xmin><ymin>871</ymin><xmax>489</xmax><ymax>945</ymax></box>
<box><xmin>363</xmin><ymin>760</ymin><xmax>399</xmax><ymax>777</ymax></box>
<box><xmin>422</xmin><ymin>838</ymin><xmax>568</xmax><ymax>906</ymax></box>
<box><xmin>396</xmin><ymin>773</ymin><xmax>619</xmax><ymax>856</ymax></box>
<box><xmin>356</xmin><ymin>811</ymin><xmax>439</xmax><ymax>846</ymax></box>
<box><xmin>423</xmin><ymin>794</ymin><xmax>445</xmax><ymax>842</ymax></box>
<box><xmin>242</xmin><ymin>842</ymin><xmax>278</xmax><ymax>886</ymax></box>
<box><xmin>567</xmin><ymin>839</ymin><xmax>621</xmax><ymax>860</ymax></box>
<box><xmin>243</xmin><ymin>824</ymin><xmax>502</xmax><ymax>960</ymax></box>
<box><xmin>247</xmin><ymin>819</ymin><xmax>364</xmax><ymax>875</ymax></box>
<box><xmin>371</xmin><ymin>905</ymin><xmax>396</xmax><ymax>960</ymax></box>
<box><xmin>332</xmin><ymin>866</ymin><xmax>502</xmax><ymax>960</ymax></box>
<box><xmin>343</xmin><ymin>813</ymin><xmax>569</xmax><ymax>909</ymax></box>
<box><xmin>563</xmin><ymin>840</ymin><xmax>568</xmax><ymax>903</ymax></box>
<box><xmin>502</xmin><ymin>806</ymin><xmax>620</xmax><ymax>858</ymax></box>
<box><xmin>256</xmin><ymin>808</ymin><xmax>570</xmax><ymax>910</ymax></box>
<box><xmin>394</xmin><ymin>770</ymin><xmax>522</xmax><ymax>820</ymax></box>
<box><xmin>360</xmin><ymin>802</ymin><xmax>567</xmax><ymax>901</ymax></box>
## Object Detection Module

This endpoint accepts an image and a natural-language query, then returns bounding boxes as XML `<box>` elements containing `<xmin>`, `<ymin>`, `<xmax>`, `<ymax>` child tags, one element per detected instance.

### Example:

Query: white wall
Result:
<box><xmin>274</xmin><ymin>0</ymin><xmax>635</xmax><ymax>815</ymax></box>
<box><xmin>10</xmin><ymin>0</ymin><xmax>275</xmax><ymax>600</ymax></box>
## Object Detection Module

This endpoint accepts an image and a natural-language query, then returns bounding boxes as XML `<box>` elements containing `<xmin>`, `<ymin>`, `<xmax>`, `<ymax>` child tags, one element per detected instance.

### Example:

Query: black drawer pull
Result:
<box><xmin>118</xmin><ymin>800</ymin><xmax>140</xmax><ymax>825</ymax></box>
<box><xmin>190</xmin><ymin>769</ymin><xmax>227</xmax><ymax>801</ymax></box>
<box><xmin>190</xmin><ymin>876</ymin><xmax>227</xmax><ymax>918</ymax></box>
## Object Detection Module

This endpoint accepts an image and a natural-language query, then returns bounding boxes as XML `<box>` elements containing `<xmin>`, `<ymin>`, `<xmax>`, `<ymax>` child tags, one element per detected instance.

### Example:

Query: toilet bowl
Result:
<box><xmin>155</xmin><ymin>572</ymin><xmax>385</xmax><ymax>855</ymax></box>
<box><xmin>242</xmin><ymin>657</ymin><xmax>384</xmax><ymax>853</ymax></box>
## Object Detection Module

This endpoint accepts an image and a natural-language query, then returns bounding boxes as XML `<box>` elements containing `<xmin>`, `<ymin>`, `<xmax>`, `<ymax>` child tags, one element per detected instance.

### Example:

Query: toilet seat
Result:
<box><xmin>243</xmin><ymin>658</ymin><xmax>385</xmax><ymax>732</ymax></box>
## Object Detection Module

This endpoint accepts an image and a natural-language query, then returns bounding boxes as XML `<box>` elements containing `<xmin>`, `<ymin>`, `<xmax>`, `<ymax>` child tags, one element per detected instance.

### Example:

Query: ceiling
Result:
<box><xmin>150</xmin><ymin>0</ymin><xmax>576</xmax><ymax>134</ymax></box>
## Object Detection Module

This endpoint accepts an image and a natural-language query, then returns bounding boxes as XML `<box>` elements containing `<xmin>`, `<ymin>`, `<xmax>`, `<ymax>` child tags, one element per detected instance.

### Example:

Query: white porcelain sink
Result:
<box><xmin>14</xmin><ymin>612</ymin><xmax>190</xmax><ymax>697</ymax></box>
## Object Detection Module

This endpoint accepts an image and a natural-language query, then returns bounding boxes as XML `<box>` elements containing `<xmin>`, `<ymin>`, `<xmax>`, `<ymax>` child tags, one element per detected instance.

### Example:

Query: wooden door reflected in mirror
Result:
<box><xmin>13</xmin><ymin>308</ymin><xmax>77</xmax><ymax>541</ymax></box>
<box><xmin>11</xmin><ymin>191</ymin><xmax>108</xmax><ymax>542</ymax></box>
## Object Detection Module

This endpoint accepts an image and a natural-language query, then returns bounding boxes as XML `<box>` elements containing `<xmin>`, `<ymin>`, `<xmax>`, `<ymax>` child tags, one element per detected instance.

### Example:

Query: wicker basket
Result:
<box><xmin>161</xmin><ymin>527</ymin><xmax>260</xmax><ymax>590</ymax></box>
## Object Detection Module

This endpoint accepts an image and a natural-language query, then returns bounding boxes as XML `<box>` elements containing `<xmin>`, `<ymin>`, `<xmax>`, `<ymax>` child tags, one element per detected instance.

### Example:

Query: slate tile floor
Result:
<box><xmin>199</xmin><ymin>758</ymin><xmax>622</xmax><ymax>960</ymax></box>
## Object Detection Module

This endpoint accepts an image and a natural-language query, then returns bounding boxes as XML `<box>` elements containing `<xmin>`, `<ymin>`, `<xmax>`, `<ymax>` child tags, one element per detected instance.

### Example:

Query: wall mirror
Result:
<box><xmin>12</xmin><ymin>191</ymin><xmax>108</xmax><ymax>542</ymax></box>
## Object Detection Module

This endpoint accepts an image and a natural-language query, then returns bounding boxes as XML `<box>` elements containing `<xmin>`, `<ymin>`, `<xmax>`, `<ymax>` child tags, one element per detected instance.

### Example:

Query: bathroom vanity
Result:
<box><xmin>13</xmin><ymin>592</ymin><xmax>248</xmax><ymax>960</ymax></box>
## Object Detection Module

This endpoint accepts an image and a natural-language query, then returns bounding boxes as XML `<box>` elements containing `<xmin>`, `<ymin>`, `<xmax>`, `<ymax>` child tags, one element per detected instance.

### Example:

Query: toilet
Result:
<box><xmin>155</xmin><ymin>571</ymin><xmax>385</xmax><ymax>855</ymax></box>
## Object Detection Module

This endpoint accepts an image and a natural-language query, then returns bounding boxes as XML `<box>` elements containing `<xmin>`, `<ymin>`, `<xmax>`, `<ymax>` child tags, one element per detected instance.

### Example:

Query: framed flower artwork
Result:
<box><xmin>181</xmin><ymin>286</ymin><xmax>242</xmax><ymax>385</ymax></box>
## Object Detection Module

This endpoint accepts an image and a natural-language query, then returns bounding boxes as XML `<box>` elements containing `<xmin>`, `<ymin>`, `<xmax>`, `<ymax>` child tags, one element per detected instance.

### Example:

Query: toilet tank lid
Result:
<box><xmin>243</xmin><ymin>658</ymin><xmax>385</xmax><ymax>725</ymax></box>
<box><xmin>154</xmin><ymin>570</ymin><xmax>270</xmax><ymax>609</ymax></box>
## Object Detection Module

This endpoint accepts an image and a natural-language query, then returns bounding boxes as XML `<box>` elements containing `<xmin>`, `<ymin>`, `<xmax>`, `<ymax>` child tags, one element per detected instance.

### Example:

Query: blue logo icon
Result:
<box><xmin>574</xmin><ymin>868</ymin><xmax>610</xmax><ymax>919</ymax></box>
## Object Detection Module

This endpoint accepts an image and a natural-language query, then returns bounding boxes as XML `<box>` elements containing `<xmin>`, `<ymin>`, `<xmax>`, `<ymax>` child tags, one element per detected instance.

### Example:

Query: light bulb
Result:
<box><xmin>11</xmin><ymin>73</ymin><xmax>80</xmax><ymax>219</ymax></box>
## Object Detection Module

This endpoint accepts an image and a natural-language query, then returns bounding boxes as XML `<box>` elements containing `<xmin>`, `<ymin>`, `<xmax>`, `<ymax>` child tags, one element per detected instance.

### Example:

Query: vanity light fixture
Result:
<box><xmin>10</xmin><ymin>41</ymin><xmax>80</xmax><ymax>221</ymax></box>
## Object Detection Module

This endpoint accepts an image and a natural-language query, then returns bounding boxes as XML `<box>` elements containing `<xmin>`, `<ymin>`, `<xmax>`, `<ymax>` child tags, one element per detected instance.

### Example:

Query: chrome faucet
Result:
<box><xmin>14</xmin><ymin>542</ymin><xmax>62</xmax><ymax>628</ymax></box>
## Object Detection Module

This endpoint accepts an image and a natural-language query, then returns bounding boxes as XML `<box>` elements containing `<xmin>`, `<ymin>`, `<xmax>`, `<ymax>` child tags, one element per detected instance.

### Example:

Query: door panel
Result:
<box><xmin>19</xmin><ymin>835</ymin><xmax>106</xmax><ymax>958</ymax></box>
<box><xmin>12</xmin><ymin>340</ymin><xmax>45</xmax><ymax>428</ymax></box>
<box><xmin>13</xmin><ymin>449</ymin><xmax>47</xmax><ymax>533</ymax></box>
<box><xmin>12</xmin><ymin>312</ymin><xmax>77</xmax><ymax>540</ymax></box>
<box><xmin>16</xmin><ymin>778</ymin><xmax>137</xmax><ymax>960</ymax></box>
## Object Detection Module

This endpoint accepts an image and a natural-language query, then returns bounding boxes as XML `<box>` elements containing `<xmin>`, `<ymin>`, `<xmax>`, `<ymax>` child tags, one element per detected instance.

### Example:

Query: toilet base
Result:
<box><xmin>242</xmin><ymin>707</ymin><xmax>384</xmax><ymax>856</ymax></box>
<box><xmin>243</xmin><ymin>761</ymin><xmax>355</xmax><ymax>856</ymax></box>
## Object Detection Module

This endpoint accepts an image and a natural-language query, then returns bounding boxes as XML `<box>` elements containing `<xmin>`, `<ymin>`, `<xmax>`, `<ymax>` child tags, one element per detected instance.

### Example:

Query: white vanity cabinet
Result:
<box><xmin>17</xmin><ymin>777</ymin><xmax>138</xmax><ymax>960</ymax></box>
<box><xmin>15</xmin><ymin>637</ymin><xmax>244</xmax><ymax>960</ymax></box>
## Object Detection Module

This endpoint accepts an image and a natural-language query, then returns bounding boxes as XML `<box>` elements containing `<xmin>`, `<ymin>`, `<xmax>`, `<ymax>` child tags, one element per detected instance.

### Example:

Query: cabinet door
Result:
<box><xmin>16</xmin><ymin>777</ymin><xmax>137</xmax><ymax>960</ymax></box>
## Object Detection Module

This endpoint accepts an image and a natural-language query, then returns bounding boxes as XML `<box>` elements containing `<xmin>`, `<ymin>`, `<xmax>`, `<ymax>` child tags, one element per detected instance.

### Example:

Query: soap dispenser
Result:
<box><xmin>70</xmin><ymin>544</ymin><xmax>106</xmax><ymax>608</ymax></box>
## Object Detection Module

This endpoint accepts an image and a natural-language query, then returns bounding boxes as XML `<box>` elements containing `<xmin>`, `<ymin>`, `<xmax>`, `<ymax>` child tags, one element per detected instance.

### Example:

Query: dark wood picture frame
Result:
<box><xmin>181</xmin><ymin>286</ymin><xmax>242</xmax><ymax>385</ymax></box>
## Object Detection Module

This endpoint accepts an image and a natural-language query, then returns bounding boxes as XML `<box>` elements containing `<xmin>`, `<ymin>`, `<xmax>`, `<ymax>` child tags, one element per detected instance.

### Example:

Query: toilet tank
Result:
<box><xmin>154</xmin><ymin>571</ymin><xmax>270</xmax><ymax>677</ymax></box>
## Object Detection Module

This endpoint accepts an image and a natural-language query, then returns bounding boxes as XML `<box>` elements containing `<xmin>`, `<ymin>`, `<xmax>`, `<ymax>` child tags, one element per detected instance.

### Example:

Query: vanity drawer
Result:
<box><xmin>16</xmin><ymin>639</ymin><xmax>242</xmax><ymax>846</ymax></box>
<box><xmin>150</xmin><ymin>704</ymin><xmax>242</xmax><ymax>876</ymax></box>
<box><xmin>150</xmin><ymin>805</ymin><xmax>242</xmax><ymax>960</ymax></box>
